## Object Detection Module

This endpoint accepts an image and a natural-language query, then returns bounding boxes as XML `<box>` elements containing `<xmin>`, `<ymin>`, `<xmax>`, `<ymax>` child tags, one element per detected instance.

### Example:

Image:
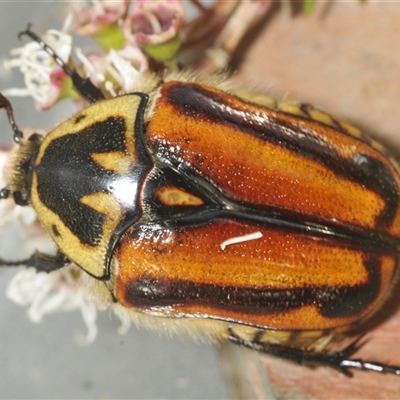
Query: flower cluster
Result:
<box><xmin>3</xmin><ymin>0</ymin><xmax>185</xmax><ymax>110</ymax></box>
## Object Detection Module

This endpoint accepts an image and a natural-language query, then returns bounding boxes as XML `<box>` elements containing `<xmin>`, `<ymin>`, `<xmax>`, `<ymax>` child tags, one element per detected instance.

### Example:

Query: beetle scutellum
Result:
<box><xmin>1</xmin><ymin>27</ymin><xmax>400</xmax><ymax>376</ymax></box>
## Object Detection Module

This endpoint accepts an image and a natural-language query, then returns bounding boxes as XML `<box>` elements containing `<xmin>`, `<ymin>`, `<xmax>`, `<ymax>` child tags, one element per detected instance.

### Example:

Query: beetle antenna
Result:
<box><xmin>18</xmin><ymin>24</ymin><xmax>105</xmax><ymax>104</ymax></box>
<box><xmin>0</xmin><ymin>93</ymin><xmax>23</xmax><ymax>143</ymax></box>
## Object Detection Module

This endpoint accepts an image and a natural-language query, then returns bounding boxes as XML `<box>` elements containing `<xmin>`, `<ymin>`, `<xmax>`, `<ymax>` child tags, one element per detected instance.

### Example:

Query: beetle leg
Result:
<box><xmin>337</xmin><ymin>338</ymin><xmax>400</xmax><ymax>375</ymax></box>
<box><xmin>226</xmin><ymin>328</ymin><xmax>400</xmax><ymax>376</ymax></box>
<box><xmin>0</xmin><ymin>250</ymin><xmax>69</xmax><ymax>273</ymax></box>
<box><xmin>18</xmin><ymin>24</ymin><xmax>105</xmax><ymax>104</ymax></box>
<box><xmin>339</xmin><ymin>358</ymin><xmax>400</xmax><ymax>375</ymax></box>
<box><xmin>0</xmin><ymin>93</ymin><xmax>24</xmax><ymax>143</ymax></box>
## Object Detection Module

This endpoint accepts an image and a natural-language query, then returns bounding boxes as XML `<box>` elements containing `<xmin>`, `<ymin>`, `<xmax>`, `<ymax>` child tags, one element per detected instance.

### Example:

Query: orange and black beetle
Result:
<box><xmin>1</xmin><ymin>27</ymin><xmax>400</xmax><ymax>376</ymax></box>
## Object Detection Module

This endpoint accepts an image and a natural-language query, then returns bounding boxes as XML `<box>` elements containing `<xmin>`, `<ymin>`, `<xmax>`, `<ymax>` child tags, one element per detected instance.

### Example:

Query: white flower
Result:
<box><xmin>6</xmin><ymin>266</ymin><xmax>99</xmax><ymax>345</ymax></box>
<box><xmin>75</xmin><ymin>45</ymin><xmax>144</xmax><ymax>96</ymax></box>
<box><xmin>0</xmin><ymin>149</ymin><xmax>98</xmax><ymax>344</ymax></box>
<box><xmin>74</xmin><ymin>0</ymin><xmax>129</xmax><ymax>37</ymax></box>
<box><xmin>124</xmin><ymin>0</ymin><xmax>185</xmax><ymax>47</ymax></box>
<box><xmin>3</xmin><ymin>30</ymin><xmax>72</xmax><ymax>110</ymax></box>
<box><xmin>106</xmin><ymin>47</ymin><xmax>143</xmax><ymax>91</ymax></box>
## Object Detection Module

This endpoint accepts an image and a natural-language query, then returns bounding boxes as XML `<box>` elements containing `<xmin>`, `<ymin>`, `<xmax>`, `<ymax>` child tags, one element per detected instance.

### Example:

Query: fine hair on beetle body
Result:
<box><xmin>1</xmin><ymin>26</ymin><xmax>400</xmax><ymax>378</ymax></box>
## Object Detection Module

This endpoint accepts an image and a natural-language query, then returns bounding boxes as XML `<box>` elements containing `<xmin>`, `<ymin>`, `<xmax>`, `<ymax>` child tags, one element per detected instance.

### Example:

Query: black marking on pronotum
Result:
<box><xmin>74</xmin><ymin>114</ymin><xmax>87</xmax><ymax>124</ymax></box>
<box><xmin>165</xmin><ymin>83</ymin><xmax>399</xmax><ymax>229</ymax></box>
<box><xmin>123</xmin><ymin>254</ymin><xmax>381</xmax><ymax>319</ymax></box>
<box><xmin>52</xmin><ymin>224</ymin><xmax>61</xmax><ymax>237</ymax></box>
<box><xmin>35</xmin><ymin>116</ymin><xmax>127</xmax><ymax>246</ymax></box>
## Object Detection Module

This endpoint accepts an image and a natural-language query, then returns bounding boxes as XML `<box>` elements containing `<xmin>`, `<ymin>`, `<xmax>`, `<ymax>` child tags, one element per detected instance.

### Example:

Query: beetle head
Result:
<box><xmin>0</xmin><ymin>92</ymin><xmax>43</xmax><ymax>206</ymax></box>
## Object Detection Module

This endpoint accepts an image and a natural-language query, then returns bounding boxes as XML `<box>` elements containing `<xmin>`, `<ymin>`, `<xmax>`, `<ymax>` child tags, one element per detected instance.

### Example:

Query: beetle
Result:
<box><xmin>1</xmin><ymin>26</ymin><xmax>400</xmax><ymax>376</ymax></box>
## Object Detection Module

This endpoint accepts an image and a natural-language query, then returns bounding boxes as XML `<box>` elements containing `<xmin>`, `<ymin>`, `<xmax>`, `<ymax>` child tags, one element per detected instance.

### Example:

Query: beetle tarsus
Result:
<box><xmin>227</xmin><ymin>328</ymin><xmax>400</xmax><ymax>376</ymax></box>
<box><xmin>25</xmin><ymin>251</ymin><xmax>70</xmax><ymax>273</ymax></box>
<box><xmin>19</xmin><ymin>24</ymin><xmax>105</xmax><ymax>104</ymax></box>
<box><xmin>339</xmin><ymin>358</ymin><xmax>400</xmax><ymax>375</ymax></box>
<box><xmin>0</xmin><ymin>251</ymin><xmax>69</xmax><ymax>273</ymax></box>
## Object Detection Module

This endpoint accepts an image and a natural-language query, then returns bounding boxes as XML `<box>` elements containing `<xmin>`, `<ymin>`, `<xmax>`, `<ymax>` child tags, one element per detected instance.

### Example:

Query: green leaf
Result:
<box><xmin>141</xmin><ymin>34</ymin><xmax>181</xmax><ymax>64</ymax></box>
<box><xmin>94</xmin><ymin>24</ymin><xmax>125</xmax><ymax>51</ymax></box>
<box><xmin>303</xmin><ymin>0</ymin><xmax>317</xmax><ymax>15</ymax></box>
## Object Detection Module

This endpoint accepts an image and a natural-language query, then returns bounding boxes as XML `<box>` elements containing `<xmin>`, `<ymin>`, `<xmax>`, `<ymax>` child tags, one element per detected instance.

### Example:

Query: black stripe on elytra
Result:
<box><xmin>139</xmin><ymin>149</ymin><xmax>400</xmax><ymax>252</ymax></box>
<box><xmin>123</xmin><ymin>254</ymin><xmax>382</xmax><ymax>319</ymax></box>
<box><xmin>165</xmin><ymin>83</ymin><xmax>399</xmax><ymax>229</ymax></box>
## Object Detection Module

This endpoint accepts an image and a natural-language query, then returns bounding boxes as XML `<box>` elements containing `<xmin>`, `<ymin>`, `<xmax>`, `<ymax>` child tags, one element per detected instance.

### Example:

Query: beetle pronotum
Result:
<box><xmin>1</xmin><ymin>26</ymin><xmax>400</xmax><ymax>376</ymax></box>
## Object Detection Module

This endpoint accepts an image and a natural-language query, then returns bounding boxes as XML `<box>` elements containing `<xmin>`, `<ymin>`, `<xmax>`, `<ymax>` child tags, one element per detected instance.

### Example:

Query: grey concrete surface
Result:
<box><xmin>0</xmin><ymin>2</ymin><xmax>229</xmax><ymax>399</ymax></box>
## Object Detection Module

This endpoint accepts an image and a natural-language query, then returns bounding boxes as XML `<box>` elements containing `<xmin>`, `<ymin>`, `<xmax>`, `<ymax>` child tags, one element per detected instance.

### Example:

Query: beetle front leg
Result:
<box><xmin>226</xmin><ymin>327</ymin><xmax>400</xmax><ymax>376</ymax></box>
<box><xmin>0</xmin><ymin>250</ymin><xmax>69</xmax><ymax>273</ymax></box>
